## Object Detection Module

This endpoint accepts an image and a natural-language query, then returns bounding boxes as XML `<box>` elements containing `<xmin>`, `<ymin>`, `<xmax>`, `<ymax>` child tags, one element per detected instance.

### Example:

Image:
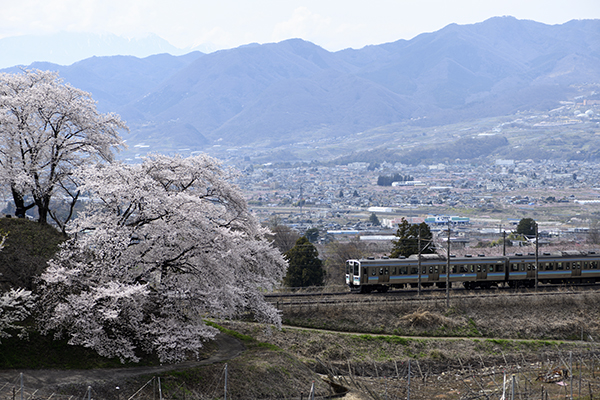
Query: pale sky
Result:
<box><xmin>1</xmin><ymin>0</ymin><xmax>599</xmax><ymax>52</ymax></box>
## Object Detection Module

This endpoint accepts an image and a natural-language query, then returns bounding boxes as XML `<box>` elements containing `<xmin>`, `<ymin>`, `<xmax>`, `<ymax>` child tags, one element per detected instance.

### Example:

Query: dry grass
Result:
<box><xmin>279</xmin><ymin>289</ymin><xmax>600</xmax><ymax>341</ymax></box>
<box><xmin>221</xmin><ymin>318</ymin><xmax>600</xmax><ymax>400</ymax></box>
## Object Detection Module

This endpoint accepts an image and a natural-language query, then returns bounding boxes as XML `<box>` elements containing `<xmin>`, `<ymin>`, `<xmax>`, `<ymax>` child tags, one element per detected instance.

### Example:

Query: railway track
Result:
<box><xmin>266</xmin><ymin>283</ymin><xmax>600</xmax><ymax>307</ymax></box>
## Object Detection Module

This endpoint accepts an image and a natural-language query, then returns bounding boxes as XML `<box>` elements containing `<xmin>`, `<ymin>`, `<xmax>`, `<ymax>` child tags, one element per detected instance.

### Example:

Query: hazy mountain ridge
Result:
<box><xmin>0</xmin><ymin>32</ymin><xmax>196</xmax><ymax>69</ymax></box>
<box><xmin>1</xmin><ymin>17</ymin><xmax>599</xmax><ymax>159</ymax></box>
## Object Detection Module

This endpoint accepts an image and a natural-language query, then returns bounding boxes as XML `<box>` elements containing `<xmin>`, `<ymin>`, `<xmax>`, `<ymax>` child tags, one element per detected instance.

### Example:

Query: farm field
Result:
<box><xmin>221</xmin><ymin>288</ymin><xmax>600</xmax><ymax>399</ymax></box>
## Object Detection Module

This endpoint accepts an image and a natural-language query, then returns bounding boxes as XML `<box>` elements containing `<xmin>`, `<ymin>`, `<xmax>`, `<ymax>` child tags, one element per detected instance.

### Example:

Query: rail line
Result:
<box><xmin>266</xmin><ymin>283</ymin><xmax>600</xmax><ymax>307</ymax></box>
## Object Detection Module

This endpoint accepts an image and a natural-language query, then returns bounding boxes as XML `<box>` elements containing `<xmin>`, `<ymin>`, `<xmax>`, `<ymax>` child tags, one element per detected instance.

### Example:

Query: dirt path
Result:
<box><xmin>0</xmin><ymin>332</ymin><xmax>244</xmax><ymax>390</ymax></box>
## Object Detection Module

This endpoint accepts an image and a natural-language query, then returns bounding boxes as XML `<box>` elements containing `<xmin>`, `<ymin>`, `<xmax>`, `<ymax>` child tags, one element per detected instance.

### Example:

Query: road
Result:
<box><xmin>0</xmin><ymin>332</ymin><xmax>244</xmax><ymax>391</ymax></box>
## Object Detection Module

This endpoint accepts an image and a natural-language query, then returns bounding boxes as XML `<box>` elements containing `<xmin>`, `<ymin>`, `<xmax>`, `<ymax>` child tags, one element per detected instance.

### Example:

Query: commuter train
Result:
<box><xmin>345</xmin><ymin>250</ymin><xmax>600</xmax><ymax>293</ymax></box>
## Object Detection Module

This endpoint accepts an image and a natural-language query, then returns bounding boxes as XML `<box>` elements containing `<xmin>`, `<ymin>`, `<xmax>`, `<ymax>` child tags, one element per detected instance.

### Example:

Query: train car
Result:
<box><xmin>346</xmin><ymin>250</ymin><xmax>600</xmax><ymax>293</ymax></box>
<box><xmin>507</xmin><ymin>250</ymin><xmax>600</xmax><ymax>287</ymax></box>
<box><xmin>346</xmin><ymin>254</ymin><xmax>508</xmax><ymax>293</ymax></box>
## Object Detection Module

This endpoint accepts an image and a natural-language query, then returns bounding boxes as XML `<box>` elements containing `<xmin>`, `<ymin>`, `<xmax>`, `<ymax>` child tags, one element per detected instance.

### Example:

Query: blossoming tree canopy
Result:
<box><xmin>0</xmin><ymin>69</ymin><xmax>127</xmax><ymax>227</ymax></box>
<box><xmin>38</xmin><ymin>154</ymin><xmax>287</xmax><ymax>363</ymax></box>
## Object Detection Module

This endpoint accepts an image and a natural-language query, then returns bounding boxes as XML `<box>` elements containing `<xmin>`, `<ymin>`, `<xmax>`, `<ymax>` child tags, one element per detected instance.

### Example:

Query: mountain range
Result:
<box><xmin>2</xmin><ymin>16</ymin><xmax>600</xmax><ymax>162</ymax></box>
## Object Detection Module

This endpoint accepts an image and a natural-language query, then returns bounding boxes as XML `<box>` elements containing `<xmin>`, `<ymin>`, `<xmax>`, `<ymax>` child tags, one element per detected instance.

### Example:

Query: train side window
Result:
<box><xmin>452</xmin><ymin>266</ymin><xmax>457</xmax><ymax>273</ymax></box>
<box><xmin>511</xmin><ymin>264</ymin><xmax>518</xmax><ymax>271</ymax></box>
<box><xmin>489</xmin><ymin>265</ymin><xmax>494</xmax><ymax>272</ymax></box>
<box><xmin>379</xmin><ymin>268</ymin><xmax>383</xmax><ymax>275</ymax></box>
<box><xmin>434</xmin><ymin>266</ymin><xmax>439</xmax><ymax>273</ymax></box>
<box><xmin>496</xmin><ymin>265</ymin><xmax>504</xmax><ymax>272</ymax></box>
<box><xmin>583</xmin><ymin>262</ymin><xmax>588</xmax><ymax>270</ymax></box>
<box><xmin>354</xmin><ymin>264</ymin><xmax>360</xmax><ymax>275</ymax></box>
<box><xmin>469</xmin><ymin>265</ymin><xmax>474</xmax><ymax>273</ymax></box>
<box><xmin>400</xmin><ymin>267</ymin><xmax>407</xmax><ymax>275</ymax></box>
<box><xmin>372</xmin><ymin>269</ymin><xmax>376</xmax><ymax>276</ymax></box>
<box><xmin>565</xmin><ymin>263</ymin><xmax>571</xmax><ymax>270</ymax></box>
<box><xmin>544</xmin><ymin>263</ymin><xmax>552</xmax><ymax>271</ymax></box>
<box><xmin>422</xmin><ymin>267</ymin><xmax>426</xmax><ymax>274</ymax></box>
<box><xmin>557</xmin><ymin>262</ymin><xmax>563</xmax><ymax>270</ymax></box>
<box><xmin>574</xmin><ymin>262</ymin><xmax>580</xmax><ymax>269</ymax></box>
<box><xmin>411</xmin><ymin>267</ymin><xmax>418</xmax><ymax>274</ymax></box>
<box><xmin>385</xmin><ymin>268</ymin><xmax>389</xmax><ymax>275</ymax></box>
<box><xmin>429</xmin><ymin>266</ymin><xmax>433</xmax><ymax>273</ymax></box>
<box><xmin>441</xmin><ymin>266</ymin><xmax>446</xmax><ymax>274</ymax></box>
<box><xmin>592</xmin><ymin>262</ymin><xmax>598</xmax><ymax>269</ymax></box>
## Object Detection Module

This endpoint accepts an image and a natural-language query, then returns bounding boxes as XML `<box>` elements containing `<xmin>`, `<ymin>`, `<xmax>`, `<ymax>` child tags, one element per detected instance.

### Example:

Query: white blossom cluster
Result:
<box><xmin>0</xmin><ymin>69</ymin><xmax>127</xmax><ymax>228</ymax></box>
<box><xmin>38</xmin><ymin>154</ymin><xmax>287</xmax><ymax>363</ymax></box>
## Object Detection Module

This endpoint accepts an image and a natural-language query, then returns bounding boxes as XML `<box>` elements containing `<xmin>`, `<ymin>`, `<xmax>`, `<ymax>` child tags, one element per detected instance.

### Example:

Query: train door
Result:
<box><xmin>428</xmin><ymin>265</ymin><xmax>439</xmax><ymax>282</ymax></box>
<box><xmin>379</xmin><ymin>267</ymin><xmax>390</xmax><ymax>284</ymax></box>
<box><xmin>476</xmin><ymin>264</ymin><xmax>487</xmax><ymax>281</ymax></box>
<box><xmin>526</xmin><ymin>262</ymin><xmax>536</xmax><ymax>279</ymax></box>
<box><xmin>572</xmin><ymin>261</ymin><xmax>581</xmax><ymax>278</ymax></box>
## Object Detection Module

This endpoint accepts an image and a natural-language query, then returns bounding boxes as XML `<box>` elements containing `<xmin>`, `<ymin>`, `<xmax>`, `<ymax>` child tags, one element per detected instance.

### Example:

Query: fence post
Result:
<box><xmin>407</xmin><ymin>359</ymin><xmax>411</xmax><ymax>400</ymax></box>
<box><xmin>224</xmin><ymin>364</ymin><xmax>228</xmax><ymax>400</ymax></box>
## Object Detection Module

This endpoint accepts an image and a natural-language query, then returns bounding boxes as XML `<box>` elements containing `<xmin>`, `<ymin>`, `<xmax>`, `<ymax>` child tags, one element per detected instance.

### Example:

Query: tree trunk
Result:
<box><xmin>34</xmin><ymin>194</ymin><xmax>51</xmax><ymax>224</ymax></box>
<box><xmin>11</xmin><ymin>186</ymin><xmax>35</xmax><ymax>218</ymax></box>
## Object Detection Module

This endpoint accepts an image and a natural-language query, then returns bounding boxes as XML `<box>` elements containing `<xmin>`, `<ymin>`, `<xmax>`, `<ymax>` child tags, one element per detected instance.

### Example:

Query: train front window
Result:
<box><xmin>354</xmin><ymin>263</ymin><xmax>360</xmax><ymax>276</ymax></box>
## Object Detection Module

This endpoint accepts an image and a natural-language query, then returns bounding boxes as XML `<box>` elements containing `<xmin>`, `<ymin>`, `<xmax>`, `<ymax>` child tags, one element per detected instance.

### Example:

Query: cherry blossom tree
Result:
<box><xmin>0</xmin><ymin>69</ymin><xmax>127</xmax><ymax>228</ymax></box>
<box><xmin>37</xmin><ymin>154</ymin><xmax>287</xmax><ymax>363</ymax></box>
<box><xmin>0</xmin><ymin>233</ymin><xmax>35</xmax><ymax>341</ymax></box>
<box><xmin>0</xmin><ymin>288</ymin><xmax>36</xmax><ymax>342</ymax></box>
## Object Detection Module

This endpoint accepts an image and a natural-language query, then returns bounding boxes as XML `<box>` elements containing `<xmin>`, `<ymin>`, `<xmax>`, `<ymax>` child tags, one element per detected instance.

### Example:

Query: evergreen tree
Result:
<box><xmin>390</xmin><ymin>218</ymin><xmax>436</xmax><ymax>258</ymax></box>
<box><xmin>284</xmin><ymin>236</ymin><xmax>325</xmax><ymax>287</ymax></box>
<box><xmin>305</xmin><ymin>227</ymin><xmax>320</xmax><ymax>243</ymax></box>
<box><xmin>516</xmin><ymin>217</ymin><xmax>537</xmax><ymax>237</ymax></box>
<box><xmin>369</xmin><ymin>213</ymin><xmax>380</xmax><ymax>226</ymax></box>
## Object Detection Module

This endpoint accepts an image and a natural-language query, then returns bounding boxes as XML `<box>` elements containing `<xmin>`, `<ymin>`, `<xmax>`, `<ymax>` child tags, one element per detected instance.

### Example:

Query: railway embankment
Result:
<box><xmin>275</xmin><ymin>288</ymin><xmax>600</xmax><ymax>341</ymax></box>
<box><xmin>219</xmin><ymin>288</ymin><xmax>600</xmax><ymax>399</ymax></box>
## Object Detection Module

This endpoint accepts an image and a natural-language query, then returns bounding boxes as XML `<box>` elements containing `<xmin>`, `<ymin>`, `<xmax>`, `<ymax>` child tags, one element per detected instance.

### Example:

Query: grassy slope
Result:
<box><xmin>0</xmin><ymin>217</ymin><xmax>66</xmax><ymax>291</ymax></box>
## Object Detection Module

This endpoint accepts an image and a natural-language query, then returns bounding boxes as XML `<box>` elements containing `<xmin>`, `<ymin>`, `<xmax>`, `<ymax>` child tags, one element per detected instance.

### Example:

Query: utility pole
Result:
<box><xmin>446</xmin><ymin>224</ymin><xmax>451</xmax><ymax>308</ymax></box>
<box><xmin>417</xmin><ymin>230</ymin><xmax>422</xmax><ymax>296</ymax></box>
<box><xmin>535</xmin><ymin>221</ymin><xmax>539</xmax><ymax>290</ymax></box>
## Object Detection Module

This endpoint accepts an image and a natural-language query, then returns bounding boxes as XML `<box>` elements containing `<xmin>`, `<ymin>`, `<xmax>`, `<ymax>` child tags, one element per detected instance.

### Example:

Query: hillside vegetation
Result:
<box><xmin>0</xmin><ymin>217</ymin><xmax>66</xmax><ymax>291</ymax></box>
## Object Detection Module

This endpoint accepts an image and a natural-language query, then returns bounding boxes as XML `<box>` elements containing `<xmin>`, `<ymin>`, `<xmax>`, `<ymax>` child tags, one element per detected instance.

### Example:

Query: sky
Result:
<box><xmin>1</xmin><ymin>0</ymin><xmax>600</xmax><ymax>53</ymax></box>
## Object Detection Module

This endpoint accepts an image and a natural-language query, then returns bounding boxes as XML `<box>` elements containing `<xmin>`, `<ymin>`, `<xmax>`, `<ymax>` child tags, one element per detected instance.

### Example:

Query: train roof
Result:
<box><xmin>354</xmin><ymin>254</ymin><xmax>504</xmax><ymax>263</ymax></box>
